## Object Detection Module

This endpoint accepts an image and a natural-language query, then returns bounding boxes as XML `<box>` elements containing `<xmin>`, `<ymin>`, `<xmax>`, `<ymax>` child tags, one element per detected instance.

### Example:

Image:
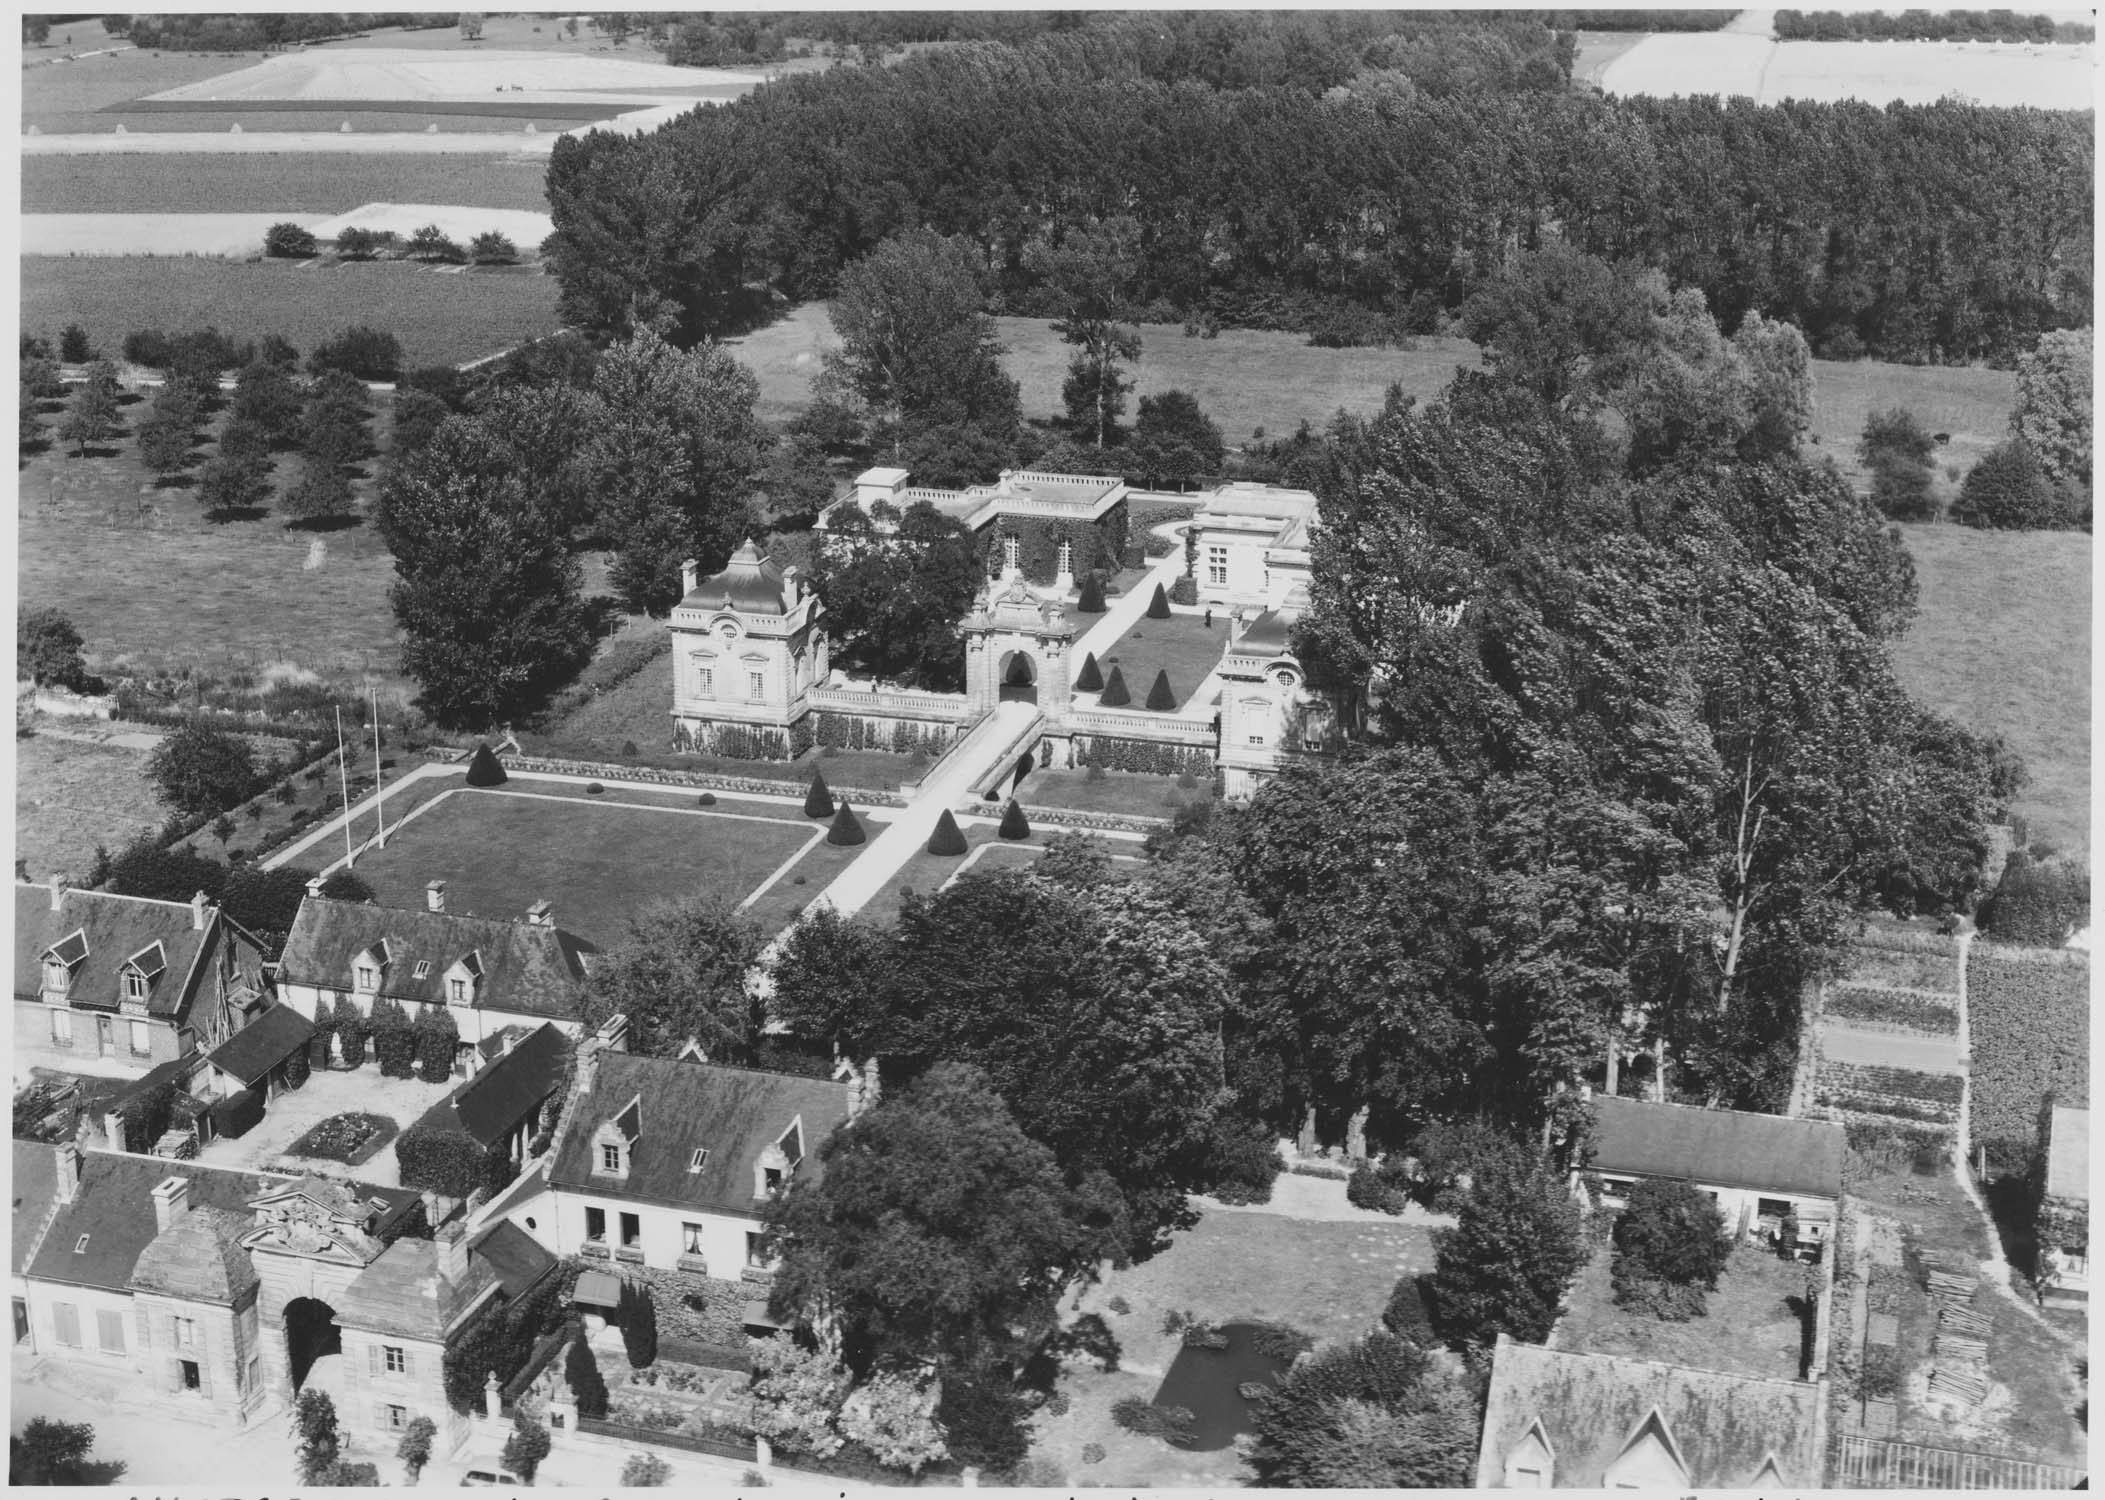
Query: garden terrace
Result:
<box><xmin>1016</xmin><ymin>767</ymin><xmax>1201</xmax><ymax>821</ymax></box>
<box><xmin>1549</xmin><ymin>1242</ymin><xmax>1813</xmax><ymax>1384</ymax></box>
<box><xmin>1089</xmin><ymin>612</ymin><xmax>1230</xmax><ymax>713</ymax></box>
<box><xmin>344</xmin><ymin>785</ymin><xmax>882</xmax><ymax>948</ymax></box>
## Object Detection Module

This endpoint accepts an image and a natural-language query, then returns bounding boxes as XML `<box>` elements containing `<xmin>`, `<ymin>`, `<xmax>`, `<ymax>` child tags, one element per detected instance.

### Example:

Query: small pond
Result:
<box><xmin>1148</xmin><ymin>1322</ymin><xmax>1298</xmax><ymax>1451</ymax></box>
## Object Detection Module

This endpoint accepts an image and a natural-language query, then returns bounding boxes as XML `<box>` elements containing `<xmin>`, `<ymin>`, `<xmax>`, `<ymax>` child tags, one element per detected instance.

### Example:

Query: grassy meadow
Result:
<box><xmin>21</xmin><ymin>257</ymin><xmax>561</xmax><ymax>370</ymax></box>
<box><xmin>1892</xmin><ymin>524</ymin><xmax>2090</xmax><ymax>856</ymax></box>
<box><xmin>22</xmin><ymin>153</ymin><xmax>554</xmax><ymax>215</ymax></box>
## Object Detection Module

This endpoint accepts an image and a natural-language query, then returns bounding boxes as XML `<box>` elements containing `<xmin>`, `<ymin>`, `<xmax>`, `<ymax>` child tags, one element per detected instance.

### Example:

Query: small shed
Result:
<box><xmin>203</xmin><ymin>1005</ymin><xmax>315</xmax><ymax>1101</ymax></box>
<box><xmin>1585</xmin><ymin>1097</ymin><xmax>1845</xmax><ymax>1253</ymax></box>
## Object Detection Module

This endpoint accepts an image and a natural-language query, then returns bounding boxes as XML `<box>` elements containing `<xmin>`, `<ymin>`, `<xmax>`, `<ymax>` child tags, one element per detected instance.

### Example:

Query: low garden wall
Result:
<box><xmin>1014</xmin><ymin>804</ymin><xmax>1170</xmax><ymax>834</ymax></box>
<box><xmin>430</xmin><ymin>751</ymin><xmax>908</xmax><ymax>810</ymax></box>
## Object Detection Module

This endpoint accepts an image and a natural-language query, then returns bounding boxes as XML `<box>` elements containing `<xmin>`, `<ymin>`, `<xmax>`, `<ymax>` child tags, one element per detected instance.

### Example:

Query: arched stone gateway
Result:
<box><xmin>282</xmin><ymin>1295</ymin><xmax>341</xmax><ymax>1392</ymax></box>
<box><xmin>963</xmin><ymin>578</ymin><xmax>1073</xmax><ymax>728</ymax></box>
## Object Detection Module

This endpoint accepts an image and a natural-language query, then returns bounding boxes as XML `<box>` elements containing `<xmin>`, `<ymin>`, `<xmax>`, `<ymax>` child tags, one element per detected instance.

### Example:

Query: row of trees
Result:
<box><xmin>546</xmin><ymin>21</ymin><xmax>2090</xmax><ymax>364</ymax></box>
<box><xmin>265</xmin><ymin>221</ymin><xmax>521</xmax><ymax>266</ymax></box>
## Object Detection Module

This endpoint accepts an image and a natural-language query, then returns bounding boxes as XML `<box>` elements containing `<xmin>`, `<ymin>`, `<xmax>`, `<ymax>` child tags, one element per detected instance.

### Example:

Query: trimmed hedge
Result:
<box><xmin>466</xmin><ymin>743</ymin><xmax>508</xmax><ymax>787</ymax></box>
<box><xmin>1074</xmin><ymin>736</ymin><xmax>1213</xmax><ymax>776</ymax></box>
<box><xmin>1097</xmin><ymin>666</ymin><xmax>1131</xmax><ymax>706</ymax></box>
<box><xmin>670</xmin><ymin>720</ymin><xmax>793</xmax><ymax>760</ymax></box>
<box><xmin>1074</xmin><ymin>652</ymin><xmax>1104</xmax><ymax>692</ymax></box>
<box><xmin>927</xmin><ymin>808</ymin><xmax>968</xmax><ymax>856</ymax></box>
<box><xmin>811</xmin><ymin>713</ymin><xmax>955</xmax><ymax>756</ymax></box>
<box><xmin>803</xmin><ymin>771</ymin><xmax>835</xmax><ymax>819</ymax></box>
<box><xmin>396</xmin><ymin>1119</ymin><xmax>493</xmax><ymax>1199</ymax></box>
<box><xmin>998</xmin><ymin>799</ymin><xmax>1030</xmax><ymax>841</ymax></box>
<box><xmin>827</xmin><ymin>803</ymin><xmax>866</xmax><ymax>846</ymax></box>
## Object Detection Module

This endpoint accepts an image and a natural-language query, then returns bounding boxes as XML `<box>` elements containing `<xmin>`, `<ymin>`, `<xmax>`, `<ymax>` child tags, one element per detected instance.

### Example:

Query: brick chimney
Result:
<box><xmin>191</xmin><ymin>891</ymin><xmax>211</xmax><ymax>932</ymax></box>
<box><xmin>681</xmin><ymin>558</ymin><xmax>699</xmax><ymax>597</ymax></box>
<box><xmin>426</xmin><ymin>880</ymin><xmax>448</xmax><ymax>914</ymax></box>
<box><xmin>526</xmin><ymin>899</ymin><xmax>553</xmax><ymax>928</ymax></box>
<box><xmin>151</xmin><ymin>1175</ymin><xmax>191</xmax><ymax>1233</ymax></box>
<box><xmin>436</xmin><ymin>1219</ymin><xmax>471</xmax><ymax>1286</ymax></box>
<box><xmin>54</xmin><ymin>1142</ymin><xmax>81</xmax><ymax>1204</ymax></box>
<box><xmin>49</xmin><ymin>874</ymin><xmax>67</xmax><ymax>912</ymax></box>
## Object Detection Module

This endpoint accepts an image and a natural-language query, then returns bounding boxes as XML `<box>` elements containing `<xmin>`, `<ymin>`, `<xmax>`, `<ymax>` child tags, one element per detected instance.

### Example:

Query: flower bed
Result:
<box><xmin>1819</xmin><ymin>1063</ymin><xmax>1964</xmax><ymax>1106</ymax></box>
<box><xmin>285</xmin><ymin>1110</ymin><xmax>396</xmax><ymax>1164</ymax></box>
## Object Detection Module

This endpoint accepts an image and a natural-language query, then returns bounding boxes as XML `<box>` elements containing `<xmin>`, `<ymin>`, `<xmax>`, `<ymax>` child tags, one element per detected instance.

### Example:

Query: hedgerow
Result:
<box><xmin>1074</xmin><ymin>736</ymin><xmax>1212</xmax><ymax>776</ymax></box>
<box><xmin>1968</xmin><ymin>946</ymin><xmax>2089</xmax><ymax>1168</ymax></box>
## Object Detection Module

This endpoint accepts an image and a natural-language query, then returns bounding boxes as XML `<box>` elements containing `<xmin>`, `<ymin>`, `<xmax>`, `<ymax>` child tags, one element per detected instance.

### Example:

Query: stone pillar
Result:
<box><xmin>1345</xmin><ymin>1106</ymin><xmax>1370</xmax><ymax>1162</ymax></box>
<box><xmin>961</xmin><ymin>1466</ymin><xmax>980</xmax><ymax>1488</ymax></box>
<box><xmin>755</xmin><ymin>1435</ymin><xmax>773</xmax><ymax>1470</ymax></box>
<box><xmin>1297</xmin><ymin>1105</ymin><xmax>1317</xmax><ymax>1156</ymax></box>
<box><xmin>484</xmin><ymin>1371</ymin><xmax>502</xmax><ymax>1421</ymax></box>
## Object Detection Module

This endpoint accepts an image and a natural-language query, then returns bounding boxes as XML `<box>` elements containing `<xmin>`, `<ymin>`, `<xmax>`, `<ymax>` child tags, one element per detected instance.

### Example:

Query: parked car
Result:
<box><xmin>462</xmin><ymin>1467</ymin><xmax>521</xmax><ymax>1487</ymax></box>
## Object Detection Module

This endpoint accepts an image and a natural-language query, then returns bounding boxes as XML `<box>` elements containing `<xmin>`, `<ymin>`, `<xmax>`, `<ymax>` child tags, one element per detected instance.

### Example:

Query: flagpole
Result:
<box><xmin>335</xmin><ymin>707</ymin><xmax>355</xmax><ymax>868</ymax></box>
<box><xmin>372</xmin><ymin>687</ymin><xmax>387</xmax><ymax>850</ymax></box>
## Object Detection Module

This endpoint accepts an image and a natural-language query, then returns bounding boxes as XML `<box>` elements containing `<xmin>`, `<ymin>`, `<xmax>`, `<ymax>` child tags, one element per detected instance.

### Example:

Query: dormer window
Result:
<box><xmin>764</xmin><ymin>1167</ymin><xmax>784</xmax><ymax>1193</ymax></box>
<box><xmin>601</xmin><ymin>1144</ymin><xmax>622</xmax><ymax>1173</ymax></box>
<box><xmin>445</xmin><ymin>951</ymin><xmax>484</xmax><ymax>1006</ymax></box>
<box><xmin>413</xmin><ymin>960</ymin><xmax>432</xmax><ymax>980</ymax></box>
<box><xmin>594</xmin><ymin>1095</ymin><xmax>642</xmax><ymax>1178</ymax></box>
<box><xmin>43</xmin><ymin>959</ymin><xmax>70</xmax><ymax>995</ymax></box>
<box><xmin>42</xmin><ymin>929</ymin><xmax>88</xmax><ymax>1000</ymax></box>
<box><xmin>355</xmin><ymin>964</ymin><xmax>378</xmax><ymax>993</ymax></box>
<box><xmin>689</xmin><ymin>1148</ymin><xmax>708</xmax><ymax>1174</ymax></box>
<box><xmin>354</xmin><ymin>940</ymin><xmax>391</xmax><ymax>994</ymax></box>
<box><xmin>124</xmin><ymin>971</ymin><xmax>147</xmax><ymax>1002</ymax></box>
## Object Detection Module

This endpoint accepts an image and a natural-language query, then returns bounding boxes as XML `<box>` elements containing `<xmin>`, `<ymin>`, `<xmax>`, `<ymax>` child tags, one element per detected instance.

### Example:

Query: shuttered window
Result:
<box><xmin>96</xmin><ymin>1308</ymin><xmax>124</xmax><ymax>1353</ymax></box>
<box><xmin>52</xmin><ymin>1302</ymin><xmax>80</xmax><ymax>1347</ymax></box>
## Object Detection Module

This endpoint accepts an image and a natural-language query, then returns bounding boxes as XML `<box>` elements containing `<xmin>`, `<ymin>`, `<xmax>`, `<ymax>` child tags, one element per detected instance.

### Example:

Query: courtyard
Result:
<box><xmin>192</xmin><ymin>1065</ymin><xmax>449</xmax><ymax>1188</ymax></box>
<box><xmin>1090</xmin><ymin>610</ymin><xmax>1230</xmax><ymax>712</ymax></box>
<box><xmin>1551</xmin><ymin>1241</ymin><xmax>1812</xmax><ymax>1383</ymax></box>
<box><xmin>341</xmin><ymin>783</ymin><xmax>887</xmax><ymax>946</ymax></box>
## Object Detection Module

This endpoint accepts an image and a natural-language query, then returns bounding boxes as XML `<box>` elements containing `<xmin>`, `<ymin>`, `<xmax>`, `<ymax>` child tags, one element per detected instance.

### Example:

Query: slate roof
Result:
<box><xmin>1474</xmin><ymin>1337</ymin><xmax>1822</xmax><ymax>1489</ymax></box>
<box><xmin>14</xmin><ymin>884</ymin><xmax>214</xmax><ymax>1021</ymax></box>
<box><xmin>277</xmin><ymin>897</ymin><xmax>592</xmax><ymax>1021</ymax></box>
<box><xmin>1230</xmin><ymin>607</ymin><xmax>1294</xmax><ymax>656</ymax></box>
<box><xmin>26</xmin><ymin>1153</ymin><xmax>290</xmax><ymax>1293</ymax></box>
<box><xmin>12</xmin><ymin>1141</ymin><xmax>61</xmax><ymax>1275</ymax></box>
<box><xmin>205</xmin><ymin>1003</ymin><xmax>315</xmax><ymax>1086</ymax></box>
<box><xmin>407</xmin><ymin>1023</ymin><xmax>569</xmax><ymax>1150</ymax></box>
<box><xmin>332</xmin><ymin>1223</ymin><xmax>546</xmax><ymax>1340</ymax></box>
<box><xmin>23</xmin><ymin>1151</ymin><xmax>415</xmax><ymax>1295</ymax></box>
<box><xmin>679</xmin><ymin>539</ymin><xmax>799</xmax><ymax>616</ymax></box>
<box><xmin>2046</xmin><ymin>1106</ymin><xmax>2089</xmax><ymax>1202</ymax></box>
<box><xmin>548</xmin><ymin>1053</ymin><xmax>851</xmax><ymax>1216</ymax></box>
<box><xmin>1590</xmin><ymin>1096</ymin><xmax>1844</xmax><ymax>1200</ymax></box>
<box><xmin>473</xmin><ymin>1220</ymin><xmax>556</xmax><ymax>1299</ymax></box>
<box><xmin>131</xmin><ymin>1205</ymin><xmax>259</xmax><ymax>1304</ymax></box>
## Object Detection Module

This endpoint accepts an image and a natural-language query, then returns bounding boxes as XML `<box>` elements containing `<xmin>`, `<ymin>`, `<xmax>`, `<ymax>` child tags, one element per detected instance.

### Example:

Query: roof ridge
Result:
<box><xmin>1508</xmin><ymin>1340</ymin><xmax>1820</xmax><ymax>1392</ymax></box>
<box><xmin>1597</xmin><ymin>1095</ymin><xmax>1834</xmax><ymax>1128</ymax></box>
<box><xmin>21</xmin><ymin>884</ymin><xmax>210</xmax><ymax>916</ymax></box>
<box><xmin>89</xmin><ymin>1144</ymin><xmax>299</xmax><ymax>1186</ymax></box>
<box><xmin>602</xmin><ymin>1051</ymin><xmax>848</xmax><ymax>1088</ymax></box>
<box><xmin>312</xmin><ymin>896</ymin><xmax>567</xmax><ymax>937</ymax></box>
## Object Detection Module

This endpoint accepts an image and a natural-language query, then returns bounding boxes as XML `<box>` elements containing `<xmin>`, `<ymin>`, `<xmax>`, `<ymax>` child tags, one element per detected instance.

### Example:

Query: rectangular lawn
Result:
<box><xmin>348</xmin><ymin>788</ymin><xmax>838</xmax><ymax>949</ymax></box>
<box><xmin>1095</xmin><ymin>612</ymin><xmax>1230</xmax><ymax>710</ymax></box>
<box><xmin>1551</xmin><ymin>1243</ymin><xmax>1807</xmax><ymax>1383</ymax></box>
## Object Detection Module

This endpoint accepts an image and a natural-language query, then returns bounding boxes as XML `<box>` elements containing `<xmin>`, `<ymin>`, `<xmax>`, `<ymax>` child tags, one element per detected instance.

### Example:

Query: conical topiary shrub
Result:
<box><xmin>1076</xmin><ymin>574</ymin><xmax>1107</xmax><ymax>613</ymax></box>
<box><xmin>998</xmin><ymin>798</ymin><xmax>1031</xmax><ymax>841</ymax></box>
<box><xmin>1098</xmin><ymin>665</ymin><xmax>1131</xmax><ymax>707</ymax></box>
<box><xmin>803</xmin><ymin>770</ymin><xmax>835</xmax><ymax>819</ymax></box>
<box><xmin>827</xmin><ymin>801</ymin><xmax>866</xmax><ymax>846</ymax></box>
<box><xmin>1146</xmin><ymin>582</ymin><xmax>1172</xmax><ymax>619</ymax></box>
<box><xmin>1075</xmin><ymin>652</ymin><xmax>1104</xmax><ymax>692</ymax></box>
<box><xmin>465</xmin><ymin>743</ymin><xmax>507</xmax><ymax>787</ymax></box>
<box><xmin>1145</xmin><ymin>669</ymin><xmax>1176</xmax><ymax>711</ymax></box>
<box><xmin>927</xmin><ymin>808</ymin><xmax>968</xmax><ymax>857</ymax></box>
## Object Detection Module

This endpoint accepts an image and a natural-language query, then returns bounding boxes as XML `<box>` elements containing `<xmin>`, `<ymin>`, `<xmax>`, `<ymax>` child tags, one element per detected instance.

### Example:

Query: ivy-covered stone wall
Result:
<box><xmin>982</xmin><ymin>503</ymin><xmax>1129</xmax><ymax>585</ymax></box>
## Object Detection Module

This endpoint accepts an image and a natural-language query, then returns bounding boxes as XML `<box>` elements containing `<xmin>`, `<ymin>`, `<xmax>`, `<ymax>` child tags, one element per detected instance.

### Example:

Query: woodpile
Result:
<box><xmin>1929</xmin><ymin>1367</ymin><xmax>1990</xmax><ymax>1405</ymax></box>
<box><xmin>1938</xmin><ymin>1303</ymin><xmax>1991</xmax><ymax>1337</ymax></box>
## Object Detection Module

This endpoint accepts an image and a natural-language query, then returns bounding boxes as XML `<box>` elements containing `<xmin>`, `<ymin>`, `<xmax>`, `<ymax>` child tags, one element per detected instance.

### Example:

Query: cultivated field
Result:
<box><xmin>1602</xmin><ymin>33</ymin><xmax>2094</xmax><ymax>107</ymax></box>
<box><xmin>1891</xmin><ymin>525</ymin><xmax>2090</xmax><ymax>857</ymax></box>
<box><xmin>23</xmin><ymin>44</ymin><xmax>270</xmax><ymax>135</ymax></box>
<box><xmin>13</xmin><ymin>725</ymin><xmax>163</xmax><ymax>880</ymax></box>
<box><xmin>21</xmin><ymin>256</ymin><xmax>561</xmax><ymax>369</ymax></box>
<box><xmin>347</xmin><ymin>785</ymin><xmax>877</xmax><ymax>947</ymax></box>
<box><xmin>23</xmin><ymin>213</ymin><xmax>326</xmax><ymax>257</ymax></box>
<box><xmin>21</xmin><ymin>153</ymin><xmax>552</xmax><ymax>214</ymax></box>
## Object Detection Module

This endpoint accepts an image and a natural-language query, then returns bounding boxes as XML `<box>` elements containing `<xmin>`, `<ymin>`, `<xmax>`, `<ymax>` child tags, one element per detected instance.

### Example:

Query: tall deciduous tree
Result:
<box><xmin>1427</xmin><ymin>1143</ymin><xmax>1585</xmax><ymax>1347</ymax></box>
<box><xmin>380</xmin><ymin>417</ymin><xmax>593</xmax><ymax>727</ymax></box>
<box><xmin>800</xmin><ymin>502</ymin><xmax>982</xmax><ymax>689</ymax></box>
<box><xmin>1857</xmin><ymin>406</ymin><xmax>1936</xmax><ymax>519</ymax></box>
<box><xmin>765</xmin><ymin>1064</ymin><xmax>1126</xmax><ymax>1383</ymax></box>
<box><xmin>1126</xmin><ymin>391</ymin><xmax>1224</xmax><ymax>490</ymax></box>
<box><xmin>580</xmin><ymin>894</ymin><xmax>764</xmax><ymax>1062</ymax></box>
<box><xmin>580</xmin><ymin>329</ymin><xmax>768</xmax><ymax>613</ymax></box>
<box><xmin>57</xmin><ymin>360</ymin><xmax>121</xmax><ymax>457</ymax></box>
<box><xmin>145</xmin><ymin>722</ymin><xmax>257</xmax><ymax>817</ymax></box>
<box><xmin>1026</xmin><ymin>217</ymin><xmax>1144</xmax><ymax>448</ymax></box>
<box><xmin>2012</xmin><ymin>327</ymin><xmax>2092</xmax><ymax>495</ymax></box>
<box><xmin>820</xmin><ymin>227</ymin><xmax>1021</xmax><ymax>479</ymax></box>
<box><xmin>18</xmin><ymin>607</ymin><xmax>87</xmax><ymax>689</ymax></box>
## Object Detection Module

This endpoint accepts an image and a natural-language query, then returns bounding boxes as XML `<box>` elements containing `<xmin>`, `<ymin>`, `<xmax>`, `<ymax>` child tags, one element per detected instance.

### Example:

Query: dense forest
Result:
<box><xmin>546</xmin><ymin>13</ymin><xmax>2092</xmax><ymax>367</ymax></box>
<box><xmin>104</xmin><ymin>13</ymin><xmax>446</xmax><ymax>48</ymax></box>
<box><xmin>1774</xmin><ymin>9</ymin><xmax>2094</xmax><ymax>42</ymax></box>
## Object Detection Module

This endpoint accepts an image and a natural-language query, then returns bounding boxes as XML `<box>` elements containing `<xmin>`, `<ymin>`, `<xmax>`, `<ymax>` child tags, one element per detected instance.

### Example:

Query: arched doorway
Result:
<box><xmin>283</xmin><ymin>1297</ymin><xmax>341</xmax><ymax>1393</ymax></box>
<box><xmin>999</xmin><ymin>651</ymin><xmax>1038</xmax><ymax>704</ymax></box>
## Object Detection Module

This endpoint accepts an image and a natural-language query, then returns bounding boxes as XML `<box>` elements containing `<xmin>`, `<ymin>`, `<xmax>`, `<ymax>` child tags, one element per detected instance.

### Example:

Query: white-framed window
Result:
<box><xmin>412</xmin><ymin>960</ymin><xmax>432</xmax><ymax>980</ymax></box>
<box><xmin>385</xmin><ymin>1404</ymin><xmax>408</xmax><ymax>1431</ymax></box>
<box><xmin>42</xmin><ymin>959</ymin><xmax>69</xmax><ymax>995</ymax></box>
<box><xmin>447</xmin><ymin>978</ymin><xmax>468</xmax><ymax>1003</ymax></box>
<box><xmin>355</xmin><ymin>964</ymin><xmax>378</xmax><ymax>994</ymax></box>
<box><xmin>49</xmin><ymin>1010</ymin><xmax>72</xmax><ymax>1046</ymax></box>
<box><xmin>384</xmin><ymin>1345</ymin><xmax>406</xmax><ymax>1374</ymax></box>
<box><xmin>1056</xmin><ymin>539</ymin><xmax>1074</xmax><ymax>576</ymax></box>
<box><xmin>1247</xmin><ymin>731</ymin><xmax>1266</xmax><ymax>747</ymax></box>
<box><xmin>600</xmin><ymin>1143</ymin><xmax>621</xmax><ymax>1173</ymax></box>
<box><xmin>123</xmin><ymin>970</ymin><xmax>148</xmax><ymax>1002</ymax></box>
<box><xmin>688</xmin><ymin>1148</ymin><xmax>708</xmax><ymax>1174</ymax></box>
<box><xmin>129</xmin><ymin>1020</ymin><xmax>152</xmax><ymax>1057</ymax></box>
<box><xmin>1207</xmin><ymin>545</ymin><xmax>1229</xmax><ymax>585</ymax></box>
<box><xmin>682</xmin><ymin>1223</ymin><xmax>705</xmax><ymax>1255</ymax></box>
<box><xmin>748</xmin><ymin>670</ymin><xmax>765</xmax><ymax>700</ymax></box>
<box><xmin>1002</xmin><ymin>535</ymin><xmax>1020</xmax><ymax>571</ymax></box>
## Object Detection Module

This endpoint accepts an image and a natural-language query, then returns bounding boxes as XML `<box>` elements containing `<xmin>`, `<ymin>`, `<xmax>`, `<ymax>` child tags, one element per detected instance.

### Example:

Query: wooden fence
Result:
<box><xmin>1831</xmin><ymin>1434</ymin><xmax>2085</xmax><ymax>1489</ymax></box>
